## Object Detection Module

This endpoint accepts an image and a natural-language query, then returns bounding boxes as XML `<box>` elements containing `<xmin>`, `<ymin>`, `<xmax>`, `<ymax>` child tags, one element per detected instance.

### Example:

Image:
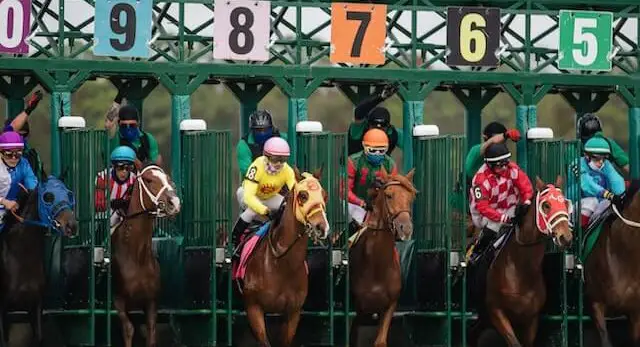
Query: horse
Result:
<box><xmin>349</xmin><ymin>167</ymin><xmax>417</xmax><ymax>347</ymax></box>
<box><xmin>240</xmin><ymin>167</ymin><xmax>330</xmax><ymax>347</ymax></box>
<box><xmin>470</xmin><ymin>176</ymin><xmax>573</xmax><ymax>347</ymax></box>
<box><xmin>584</xmin><ymin>180</ymin><xmax>640</xmax><ymax>347</ymax></box>
<box><xmin>0</xmin><ymin>176</ymin><xmax>78</xmax><ymax>347</ymax></box>
<box><xmin>111</xmin><ymin>163</ymin><xmax>181</xmax><ymax>347</ymax></box>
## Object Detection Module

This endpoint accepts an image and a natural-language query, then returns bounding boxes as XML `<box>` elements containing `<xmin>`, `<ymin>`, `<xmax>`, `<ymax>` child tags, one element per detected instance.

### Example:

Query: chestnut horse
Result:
<box><xmin>349</xmin><ymin>168</ymin><xmax>417</xmax><ymax>347</ymax></box>
<box><xmin>111</xmin><ymin>163</ymin><xmax>181</xmax><ymax>347</ymax></box>
<box><xmin>242</xmin><ymin>168</ymin><xmax>330</xmax><ymax>347</ymax></box>
<box><xmin>472</xmin><ymin>176</ymin><xmax>573</xmax><ymax>347</ymax></box>
<box><xmin>584</xmin><ymin>180</ymin><xmax>640</xmax><ymax>347</ymax></box>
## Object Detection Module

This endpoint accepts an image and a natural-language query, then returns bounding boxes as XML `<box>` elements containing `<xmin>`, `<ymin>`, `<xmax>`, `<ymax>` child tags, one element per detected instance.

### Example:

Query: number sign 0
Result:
<box><xmin>330</xmin><ymin>3</ymin><xmax>387</xmax><ymax>65</ymax></box>
<box><xmin>558</xmin><ymin>10</ymin><xmax>613</xmax><ymax>71</ymax></box>
<box><xmin>94</xmin><ymin>0</ymin><xmax>152</xmax><ymax>58</ymax></box>
<box><xmin>0</xmin><ymin>0</ymin><xmax>31</xmax><ymax>54</ymax></box>
<box><xmin>446</xmin><ymin>6</ymin><xmax>500</xmax><ymax>67</ymax></box>
<box><xmin>213</xmin><ymin>0</ymin><xmax>271</xmax><ymax>62</ymax></box>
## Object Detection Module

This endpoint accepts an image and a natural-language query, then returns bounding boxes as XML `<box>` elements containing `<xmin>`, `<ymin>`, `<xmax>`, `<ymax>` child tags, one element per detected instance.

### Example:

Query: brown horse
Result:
<box><xmin>111</xmin><ymin>163</ymin><xmax>181</xmax><ymax>347</ymax></box>
<box><xmin>478</xmin><ymin>176</ymin><xmax>573</xmax><ymax>347</ymax></box>
<box><xmin>242</xmin><ymin>168</ymin><xmax>330</xmax><ymax>347</ymax></box>
<box><xmin>349</xmin><ymin>168</ymin><xmax>417</xmax><ymax>347</ymax></box>
<box><xmin>584</xmin><ymin>180</ymin><xmax>640</xmax><ymax>347</ymax></box>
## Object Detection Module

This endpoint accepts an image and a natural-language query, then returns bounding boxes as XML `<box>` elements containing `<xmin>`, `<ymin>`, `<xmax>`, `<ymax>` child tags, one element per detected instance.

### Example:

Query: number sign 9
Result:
<box><xmin>94</xmin><ymin>0</ymin><xmax>152</xmax><ymax>58</ymax></box>
<box><xmin>446</xmin><ymin>6</ymin><xmax>500</xmax><ymax>67</ymax></box>
<box><xmin>213</xmin><ymin>0</ymin><xmax>271</xmax><ymax>62</ymax></box>
<box><xmin>0</xmin><ymin>0</ymin><xmax>31</xmax><ymax>54</ymax></box>
<box><xmin>330</xmin><ymin>3</ymin><xmax>387</xmax><ymax>65</ymax></box>
<box><xmin>558</xmin><ymin>10</ymin><xmax>613</xmax><ymax>71</ymax></box>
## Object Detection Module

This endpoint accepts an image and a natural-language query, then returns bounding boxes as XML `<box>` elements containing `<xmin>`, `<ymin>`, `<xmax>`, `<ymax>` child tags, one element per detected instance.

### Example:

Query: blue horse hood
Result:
<box><xmin>34</xmin><ymin>176</ymin><xmax>76</xmax><ymax>232</ymax></box>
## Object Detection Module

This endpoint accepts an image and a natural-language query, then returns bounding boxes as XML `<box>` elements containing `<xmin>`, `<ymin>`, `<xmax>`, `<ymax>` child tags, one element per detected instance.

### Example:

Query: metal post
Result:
<box><xmin>50</xmin><ymin>91</ymin><xmax>70</xmax><ymax>176</ymax></box>
<box><xmin>402</xmin><ymin>100</ymin><xmax>424</xmax><ymax>172</ymax></box>
<box><xmin>464</xmin><ymin>105</ymin><xmax>482</xmax><ymax>152</ymax></box>
<box><xmin>288</xmin><ymin>97</ymin><xmax>307</xmax><ymax>162</ymax></box>
<box><xmin>171</xmin><ymin>94</ymin><xmax>190</xmax><ymax>190</ymax></box>
<box><xmin>516</xmin><ymin>105</ymin><xmax>531</xmax><ymax>172</ymax></box>
<box><xmin>629</xmin><ymin>107</ymin><xmax>640</xmax><ymax>179</ymax></box>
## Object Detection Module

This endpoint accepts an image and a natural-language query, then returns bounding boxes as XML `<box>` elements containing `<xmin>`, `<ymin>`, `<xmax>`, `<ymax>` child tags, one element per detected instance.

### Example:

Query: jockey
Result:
<box><xmin>577</xmin><ymin>113</ymin><xmax>629</xmax><ymax>175</ymax></box>
<box><xmin>464</xmin><ymin>121</ymin><xmax>521</xmax><ymax>185</ymax></box>
<box><xmin>236</xmin><ymin>110</ymin><xmax>287</xmax><ymax>176</ymax></box>
<box><xmin>576</xmin><ymin>137</ymin><xmax>625</xmax><ymax>228</ymax></box>
<box><xmin>347</xmin><ymin>128</ymin><xmax>398</xmax><ymax>228</ymax></box>
<box><xmin>0</xmin><ymin>131</ymin><xmax>38</xmax><ymax>229</ymax></box>
<box><xmin>95</xmin><ymin>146</ymin><xmax>137</xmax><ymax>228</ymax></box>
<box><xmin>231</xmin><ymin>137</ymin><xmax>296</xmax><ymax>249</ymax></box>
<box><xmin>468</xmin><ymin>142</ymin><xmax>533</xmax><ymax>264</ymax></box>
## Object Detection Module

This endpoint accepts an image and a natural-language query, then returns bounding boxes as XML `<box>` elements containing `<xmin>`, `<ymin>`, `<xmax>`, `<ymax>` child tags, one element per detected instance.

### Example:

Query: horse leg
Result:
<box><xmin>591</xmin><ymin>301</ymin><xmax>613</xmax><ymax>347</ymax></box>
<box><xmin>29</xmin><ymin>303</ymin><xmax>43</xmax><ymax>347</ymax></box>
<box><xmin>373</xmin><ymin>301</ymin><xmax>397</xmax><ymax>347</ymax></box>
<box><xmin>114</xmin><ymin>297</ymin><xmax>135</xmax><ymax>347</ymax></box>
<box><xmin>489</xmin><ymin>308</ymin><xmax>522</xmax><ymax>347</ymax></box>
<box><xmin>629</xmin><ymin>313</ymin><xmax>640</xmax><ymax>347</ymax></box>
<box><xmin>280</xmin><ymin>310</ymin><xmax>301</xmax><ymax>347</ymax></box>
<box><xmin>521</xmin><ymin>315</ymin><xmax>539</xmax><ymax>347</ymax></box>
<box><xmin>246</xmin><ymin>304</ymin><xmax>270</xmax><ymax>347</ymax></box>
<box><xmin>145</xmin><ymin>301</ymin><xmax>158</xmax><ymax>347</ymax></box>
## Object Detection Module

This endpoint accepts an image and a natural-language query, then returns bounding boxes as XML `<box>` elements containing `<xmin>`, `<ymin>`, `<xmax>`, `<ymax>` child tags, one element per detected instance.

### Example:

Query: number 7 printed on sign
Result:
<box><xmin>330</xmin><ymin>3</ymin><xmax>387</xmax><ymax>65</ymax></box>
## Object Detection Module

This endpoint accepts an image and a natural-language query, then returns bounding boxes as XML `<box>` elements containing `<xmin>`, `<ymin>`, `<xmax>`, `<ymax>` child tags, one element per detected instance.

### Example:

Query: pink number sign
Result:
<box><xmin>0</xmin><ymin>0</ymin><xmax>31</xmax><ymax>54</ymax></box>
<box><xmin>213</xmin><ymin>0</ymin><xmax>271</xmax><ymax>61</ymax></box>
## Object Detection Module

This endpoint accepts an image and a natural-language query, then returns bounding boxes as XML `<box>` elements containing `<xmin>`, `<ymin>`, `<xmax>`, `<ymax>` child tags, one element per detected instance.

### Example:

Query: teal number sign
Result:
<box><xmin>558</xmin><ymin>10</ymin><xmax>613</xmax><ymax>71</ymax></box>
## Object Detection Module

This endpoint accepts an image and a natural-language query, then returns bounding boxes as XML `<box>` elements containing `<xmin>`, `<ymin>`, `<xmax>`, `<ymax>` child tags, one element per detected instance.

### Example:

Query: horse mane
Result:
<box><xmin>622</xmin><ymin>179</ymin><xmax>640</xmax><ymax>210</ymax></box>
<box><xmin>387</xmin><ymin>173</ymin><xmax>418</xmax><ymax>196</ymax></box>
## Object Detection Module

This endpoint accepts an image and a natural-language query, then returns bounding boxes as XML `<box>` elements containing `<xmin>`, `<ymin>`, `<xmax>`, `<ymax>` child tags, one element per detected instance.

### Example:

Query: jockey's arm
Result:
<box><xmin>603</xmin><ymin>161</ymin><xmax>626</xmax><ymax>195</ymax></box>
<box><xmin>21</xmin><ymin>161</ymin><xmax>38</xmax><ymax>190</ymax></box>
<box><xmin>354</xmin><ymin>94</ymin><xmax>384</xmax><ymax>121</ymax></box>
<box><xmin>346</xmin><ymin>158</ymin><xmax>364</xmax><ymax>206</ymax></box>
<box><xmin>580</xmin><ymin>161</ymin><xmax>607</xmax><ymax>198</ymax></box>
<box><xmin>9</xmin><ymin>112</ymin><xmax>28</xmax><ymax>132</ymax></box>
<box><xmin>513</xmin><ymin>167</ymin><xmax>534</xmax><ymax>202</ymax></box>
<box><xmin>479</xmin><ymin>134</ymin><xmax>504</xmax><ymax>156</ymax></box>
<box><xmin>242</xmin><ymin>179</ymin><xmax>269</xmax><ymax>216</ymax></box>
<box><xmin>471</xmin><ymin>182</ymin><xmax>503</xmax><ymax>222</ymax></box>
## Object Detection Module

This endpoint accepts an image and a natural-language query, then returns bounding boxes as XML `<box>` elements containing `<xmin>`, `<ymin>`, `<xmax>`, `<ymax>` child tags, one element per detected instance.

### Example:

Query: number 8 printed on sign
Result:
<box><xmin>94</xmin><ymin>0</ymin><xmax>152</xmax><ymax>58</ymax></box>
<box><xmin>0</xmin><ymin>0</ymin><xmax>31</xmax><ymax>54</ymax></box>
<box><xmin>213</xmin><ymin>0</ymin><xmax>271</xmax><ymax>62</ymax></box>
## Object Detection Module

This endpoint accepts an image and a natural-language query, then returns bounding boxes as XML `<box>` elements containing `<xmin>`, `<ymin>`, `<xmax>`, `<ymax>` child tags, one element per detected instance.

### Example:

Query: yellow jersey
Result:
<box><xmin>242</xmin><ymin>156</ymin><xmax>296</xmax><ymax>215</ymax></box>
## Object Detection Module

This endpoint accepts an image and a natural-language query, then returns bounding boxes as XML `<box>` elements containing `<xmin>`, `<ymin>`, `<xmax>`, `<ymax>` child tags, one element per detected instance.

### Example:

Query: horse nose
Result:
<box><xmin>66</xmin><ymin>218</ymin><xmax>78</xmax><ymax>236</ymax></box>
<box><xmin>169</xmin><ymin>196</ymin><xmax>181</xmax><ymax>214</ymax></box>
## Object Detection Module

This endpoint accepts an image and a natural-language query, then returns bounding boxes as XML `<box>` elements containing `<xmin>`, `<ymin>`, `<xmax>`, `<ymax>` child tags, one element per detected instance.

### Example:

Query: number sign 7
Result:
<box><xmin>94</xmin><ymin>0</ymin><xmax>152</xmax><ymax>58</ymax></box>
<box><xmin>330</xmin><ymin>3</ymin><xmax>386</xmax><ymax>65</ymax></box>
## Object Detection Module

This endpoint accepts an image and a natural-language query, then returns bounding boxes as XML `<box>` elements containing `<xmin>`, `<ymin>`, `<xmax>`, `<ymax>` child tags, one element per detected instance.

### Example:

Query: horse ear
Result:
<box><xmin>293</xmin><ymin>166</ymin><xmax>303</xmax><ymax>181</ymax></box>
<box><xmin>405</xmin><ymin>168</ymin><xmax>415</xmax><ymax>182</ymax></box>
<box><xmin>313</xmin><ymin>164</ymin><xmax>324</xmax><ymax>180</ymax></box>
<box><xmin>535</xmin><ymin>176</ymin><xmax>545</xmax><ymax>191</ymax></box>
<box><xmin>555</xmin><ymin>175</ymin><xmax>564</xmax><ymax>188</ymax></box>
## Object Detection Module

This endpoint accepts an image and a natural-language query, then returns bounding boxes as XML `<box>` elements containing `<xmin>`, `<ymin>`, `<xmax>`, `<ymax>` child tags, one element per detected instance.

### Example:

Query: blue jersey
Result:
<box><xmin>5</xmin><ymin>158</ymin><xmax>38</xmax><ymax>201</ymax></box>
<box><xmin>577</xmin><ymin>157</ymin><xmax>625</xmax><ymax>200</ymax></box>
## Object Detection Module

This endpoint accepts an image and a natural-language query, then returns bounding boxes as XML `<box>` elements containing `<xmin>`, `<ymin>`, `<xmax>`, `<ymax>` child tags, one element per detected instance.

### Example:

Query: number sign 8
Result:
<box><xmin>94</xmin><ymin>0</ymin><xmax>152</xmax><ymax>58</ymax></box>
<box><xmin>558</xmin><ymin>10</ymin><xmax>613</xmax><ymax>71</ymax></box>
<box><xmin>213</xmin><ymin>0</ymin><xmax>271</xmax><ymax>62</ymax></box>
<box><xmin>0</xmin><ymin>0</ymin><xmax>31</xmax><ymax>54</ymax></box>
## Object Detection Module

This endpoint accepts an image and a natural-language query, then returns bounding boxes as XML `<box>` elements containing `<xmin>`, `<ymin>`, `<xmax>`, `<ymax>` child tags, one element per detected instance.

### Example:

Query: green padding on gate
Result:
<box><xmin>152</xmin><ymin>237</ymin><xmax>185</xmax><ymax>307</ymax></box>
<box><xmin>396</xmin><ymin>240</ymin><xmax>415</xmax><ymax>285</ymax></box>
<box><xmin>580</xmin><ymin>223</ymin><xmax>604</xmax><ymax>263</ymax></box>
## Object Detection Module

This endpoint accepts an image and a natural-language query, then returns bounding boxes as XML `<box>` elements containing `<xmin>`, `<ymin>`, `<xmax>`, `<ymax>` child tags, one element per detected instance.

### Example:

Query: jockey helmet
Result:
<box><xmin>362</xmin><ymin>128</ymin><xmax>389</xmax><ymax>147</ymax></box>
<box><xmin>584</xmin><ymin>137</ymin><xmax>611</xmax><ymax>156</ymax></box>
<box><xmin>484</xmin><ymin>143</ymin><xmax>511</xmax><ymax>168</ymax></box>
<box><xmin>482</xmin><ymin>121</ymin><xmax>507</xmax><ymax>139</ymax></box>
<box><xmin>577</xmin><ymin>113</ymin><xmax>602</xmax><ymax>143</ymax></box>
<box><xmin>249</xmin><ymin>110</ymin><xmax>274</xmax><ymax>129</ymax></box>
<box><xmin>110</xmin><ymin>146</ymin><xmax>136</xmax><ymax>164</ymax></box>
<box><xmin>118</xmin><ymin>104</ymin><xmax>139</xmax><ymax>122</ymax></box>
<box><xmin>368</xmin><ymin>107</ymin><xmax>391</xmax><ymax>128</ymax></box>
<box><xmin>263</xmin><ymin>137</ymin><xmax>289</xmax><ymax>174</ymax></box>
<box><xmin>0</xmin><ymin>131</ymin><xmax>24</xmax><ymax>150</ymax></box>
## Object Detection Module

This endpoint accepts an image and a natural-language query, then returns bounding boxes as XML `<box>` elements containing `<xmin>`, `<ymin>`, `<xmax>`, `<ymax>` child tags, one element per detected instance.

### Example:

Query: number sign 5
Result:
<box><xmin>558</xmin><ymin>10</ymin><xmax>613</xmax><ymax>71</ymax></box>
<box><xmin>0</xmin><ymin>0</ymin><xmax>31</xmax><ymax>54</ymax></box>
<box><xmin>330</xmin><ymin>3</ymin><xmax>387</xmax><ymax>65</ymax></box>
<box><xmin>446</xmin><ymin>6</ymin><xmax>500</xmax><ymax>67</ymax></box>
<box><xmin>94</xmin><ymin>0</ymin><xmax>152</xmax><ymax>58</ymax></box>
<box><xmin>213</xmin><ymin>0</ymin><xmax>271</xmax><ymax>62</ymax></box>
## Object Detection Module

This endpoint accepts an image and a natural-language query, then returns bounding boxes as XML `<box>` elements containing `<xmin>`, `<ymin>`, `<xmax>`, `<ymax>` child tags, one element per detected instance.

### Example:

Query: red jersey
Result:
<box><xmin>470</xmin><ymin>162</ymin><xmax>533</xmax><ymax>222</ymax></box>
<box><xmin>95</xmin><ymin>168</ymin><xmax>136</xmax><ymax>212</ymax></box>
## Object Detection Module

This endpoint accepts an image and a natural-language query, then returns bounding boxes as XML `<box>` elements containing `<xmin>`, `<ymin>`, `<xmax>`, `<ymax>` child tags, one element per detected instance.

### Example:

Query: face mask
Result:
<box><xmin>366</xmin><ymin>153</ymin><xmax>385</xmax><ymax>166</ymax></box>
<box><xmin>119</xmin><ymin>126</ymin><xmax>140</xmax><ymax>142</ymax></box>
<box><xmin>254</xmin><ymin>128</ymin><xmax>273</xmax><ymax>145</ymax></box>
<box><xmin>589</xmin><ymin>160</ymin><xmax>603</xmax><ymax>171</ymax></box>
<box><xmin>265</xmin><ymin>160</ymin><xmax>283</xmax><ymax>175</ymax></box>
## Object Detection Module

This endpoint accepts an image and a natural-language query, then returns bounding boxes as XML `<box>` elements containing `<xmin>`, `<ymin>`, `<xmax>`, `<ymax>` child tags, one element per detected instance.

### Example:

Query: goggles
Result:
<box><xmin>1</xmin><ymin>150</ymin><xmax>23</xmax><ymax>159</ymax></box>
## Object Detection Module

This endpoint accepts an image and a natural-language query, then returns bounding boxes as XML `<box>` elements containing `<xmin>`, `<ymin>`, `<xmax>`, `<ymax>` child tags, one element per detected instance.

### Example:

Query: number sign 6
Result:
<box><xmin>0</xmin><ymin>0</ymin><xmax>31</xmax><ymax>54</ymax></box>
<box><xmin>213</xmin><ymin>0</ymin><xmax>271</xmax><ymax>62</ymax></box>
<box><xmin>558</xmin><ymin>10</ymin><xmax>613</xmax><ymax>71</ymax></box>
<box><xmin>446</xmin><ymin>6</ymin><xmax>500</xmax><ymax>67</ymax></box>
<box><xmin>94</xmin><ymin>0</ymin><xmax>152</xmax><ymax>58</ymax></box>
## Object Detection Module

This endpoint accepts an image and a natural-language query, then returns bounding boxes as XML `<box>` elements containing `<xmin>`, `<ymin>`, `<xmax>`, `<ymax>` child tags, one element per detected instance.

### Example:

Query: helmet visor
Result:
<box><xmin>267</xmin><ymin>155</ymin><xmax>288</xmax><ymax>164</ymax></box>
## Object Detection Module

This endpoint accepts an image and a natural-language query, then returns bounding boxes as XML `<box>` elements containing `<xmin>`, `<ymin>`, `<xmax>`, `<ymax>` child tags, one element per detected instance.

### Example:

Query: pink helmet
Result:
<box><xmin>263</xmin><ymin>137</ymin><xmax>290</xmax><ymax>157</ymax></box>
<box><xmin>0</xmin><ymin>131</ymin><xmax>24</xmax><ymax>150</ymax></box>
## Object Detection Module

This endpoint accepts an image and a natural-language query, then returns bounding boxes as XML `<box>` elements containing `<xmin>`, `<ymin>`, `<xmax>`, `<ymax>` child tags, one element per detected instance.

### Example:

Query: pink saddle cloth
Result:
<box><xmin>232</xmin><ymin>235</ymin><xmax>309</xmax><ymax>280</ymax></box>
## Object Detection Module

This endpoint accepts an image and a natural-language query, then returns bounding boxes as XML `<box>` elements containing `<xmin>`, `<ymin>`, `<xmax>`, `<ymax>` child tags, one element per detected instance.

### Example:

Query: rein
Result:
<box><xmin>612</xmin><ymin>203</ymin><xmax>640</xmax><ymax>228</ymax></box>
<box><xmin>123</xmin><ymin>165</ymin><xmax>172</xmax><ymax>219</ymax></box>
<box><xmin>366</xmin><ymin>181</ymin><xmax>412</xmax><ymax>234</ymax></box>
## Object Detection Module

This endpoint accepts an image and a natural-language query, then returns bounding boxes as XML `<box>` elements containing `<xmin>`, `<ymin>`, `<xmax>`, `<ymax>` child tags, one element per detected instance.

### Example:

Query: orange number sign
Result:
<box><xmin>330</xmin><ymin>3</ymin><xmax>387</xmax><ymax>65</ymax></box>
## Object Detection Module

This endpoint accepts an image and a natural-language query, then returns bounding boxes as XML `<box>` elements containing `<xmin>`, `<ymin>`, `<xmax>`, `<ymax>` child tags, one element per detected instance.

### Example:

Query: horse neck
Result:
<box><xmin>120</xmin><ymin>178</ymin><xmax>155</xmax><ymax>260</ymax></box>
<box><xmin>367</xmin><ymin>193</ymin><xmax>390</xmax><ymax>229</ymax></box>
<box><xmin>271</xmin><ymin>193</ymin><xmax>307</xmax><ymax>261</ymax></box>
<box><xmin>4</xmin><ymin>192</ymin><xmax>44</xmax><ymax>250</ymax></box>
<box><xmin>610</xmin><ymin>191</ymin><xmax>640</xmax><ymax>251</ymax></box>
<box><xmin>505</xmin><ymin>204</ymin><xmax>545</xmax><ymax>271</ymax></box>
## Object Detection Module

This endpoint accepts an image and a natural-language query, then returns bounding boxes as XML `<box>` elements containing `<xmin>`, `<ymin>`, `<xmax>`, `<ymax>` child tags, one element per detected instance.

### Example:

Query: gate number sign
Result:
<box><xmin>213</xmin><ymin>0</ymin><xmax>271</xmax><ymax>62</ymax></box>
<box><xmin>446</xmin><ymin>6</ymin><xmax>500</xmax><ymax>67</ymax></box>
<box><xmin>558</xmin><ymin>10</ymin><xmax>613</xmax><ymax>71</ymax></box>
<box><xmin>330</xmin><ymin>3</ymin><xmax>387</xmax><ymax>65</ymax></box>
<box><xmin>94</xmin><ymin>0</ymin><xmax>152</xmax><ymax>58</ymax></box>
<box><xmin>0</xmin><ymin>0</ymin><xmax>31</xmax><ymax>54</ymax></box>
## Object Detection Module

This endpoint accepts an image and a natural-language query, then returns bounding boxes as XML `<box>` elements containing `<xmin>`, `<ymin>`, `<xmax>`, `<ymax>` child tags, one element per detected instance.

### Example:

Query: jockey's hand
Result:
<box><xmin>504</xmin><ymin>129</ymin><xmax>521</xmax><ymax>142</ymax></box>
<box><xmin>373</xmin><ymin>177</ymin><xmax>384</xmax><ymax>189</ymax></box>
<box><xmin>110</xmin><ymin>198</ymin><xmax>129</xmax><ymax>211</ymax></box>
<box><xmin>603</xmin><ymin>190</ymin><xmax>615</xmax><ymax>201</ymax></box>
<box><xmin>381</xmin><ymin>83</ymin><xmax>399</xmax><ymax>99</ymax></box>
<box><xmin>3</xmin><ymin>199</ymin><xmax>18</xmax><ymax>212</ymax></box>
<box><xmin>514</xmin><ymin>203</ymin><xmax>530</xmax><ymax>223</ymax></box>
<box><xmin>500</xmin><ymin>214</ymin><xmax>512</xmax><ymax>224</ymax></box>
<box><xmin>267</xmin><ymin>209</ymin><xmax>278</xmax><ymax>221</ymax></box>
<box><xmin>612</xmin><ymin>194</ymin><xmax>624</xmax><ymax>207</ymax></box>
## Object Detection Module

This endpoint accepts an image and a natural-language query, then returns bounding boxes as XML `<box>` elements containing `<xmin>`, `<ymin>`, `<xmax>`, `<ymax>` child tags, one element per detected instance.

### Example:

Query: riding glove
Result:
<box><xmin>380</xmin><ymin>83</ymin><xmax>399</xmax><ymax>99</ymax></box>
<box><xmin>504</xmin><ymin>129</ymin><xmax>521</xmax><ymax>142</ymax></box>
<box><xmin>513</xmin><ymin>202</ymin><xmax>530</xmax><ymax>223</ymax></box>
<box><xmin>25</xmin><ymin>90</ymin><xmax>43</xmax><ymax>115</ymax></box>
<box><xmin>500</xmin><ymin>214</ymin><xmax>512</xmax><ymax>224</ymax></box>
<box><xmin>110</xmin><ymin>198</ymin><xmax>129</xmax><ymax>211</ymax></box>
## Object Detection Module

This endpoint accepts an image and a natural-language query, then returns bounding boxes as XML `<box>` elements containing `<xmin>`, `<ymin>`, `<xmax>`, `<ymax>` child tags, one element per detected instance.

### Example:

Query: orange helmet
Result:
<box><xmin>362</xmin><ymin>128</ymin><xmax>389</xmax><ymax>147</ymax></box>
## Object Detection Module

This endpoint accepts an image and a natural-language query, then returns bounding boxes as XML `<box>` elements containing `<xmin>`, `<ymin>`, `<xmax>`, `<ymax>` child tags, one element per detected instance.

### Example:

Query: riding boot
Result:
<box><xmin>469</xmin><ymin>228</ymin><xmax>497</xmax><ymax>265</ymax></box>
<box><xmin>231</xmin><ymin>218</ymin><xmax>250</xmax><ymax>259</ymax></box>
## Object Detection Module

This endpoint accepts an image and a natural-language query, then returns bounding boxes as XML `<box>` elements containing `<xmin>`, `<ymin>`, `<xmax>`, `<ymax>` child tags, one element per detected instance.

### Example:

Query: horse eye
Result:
<box><xmin>297</xmin><ymin>191</ymin><xmax>309</xmax><ymax>204</ymax></box>
<box><xmin>542</xmin><ymin>202</ymin><xmax>551</xmax><ymax>211</ymax></box>
<box><xmin>386</xmin><ymin>193</ymin><xmax>393</xmax><ymax>199</ymax></box>
<box><xmin>43</xmin><ymin>192</ymin><xmax>55</xmax><ymax>204</ymax></box>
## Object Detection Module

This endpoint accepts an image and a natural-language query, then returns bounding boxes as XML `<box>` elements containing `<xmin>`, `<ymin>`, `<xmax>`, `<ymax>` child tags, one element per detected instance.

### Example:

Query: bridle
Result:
<box><xmin>514</xmin><ymin>185</ymin><xmax>570</xmax><ymax>246</ymax></box>
<box><xmin>367</xmin><ymin>180</ymin><xmax>413</xmax><ymax>236</ymax></box>
<box><xmin>127</xmin><ymin>165</ymin><xmax>174</xmax><ymax>218</ymax></box>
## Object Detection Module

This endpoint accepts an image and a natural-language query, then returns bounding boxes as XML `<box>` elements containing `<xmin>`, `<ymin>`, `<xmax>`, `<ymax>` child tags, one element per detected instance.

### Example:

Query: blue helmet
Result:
<box><xmin>110</xmin><ymin>146</ymin><xmax>136</xmax><ymax>164</ymax></box>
